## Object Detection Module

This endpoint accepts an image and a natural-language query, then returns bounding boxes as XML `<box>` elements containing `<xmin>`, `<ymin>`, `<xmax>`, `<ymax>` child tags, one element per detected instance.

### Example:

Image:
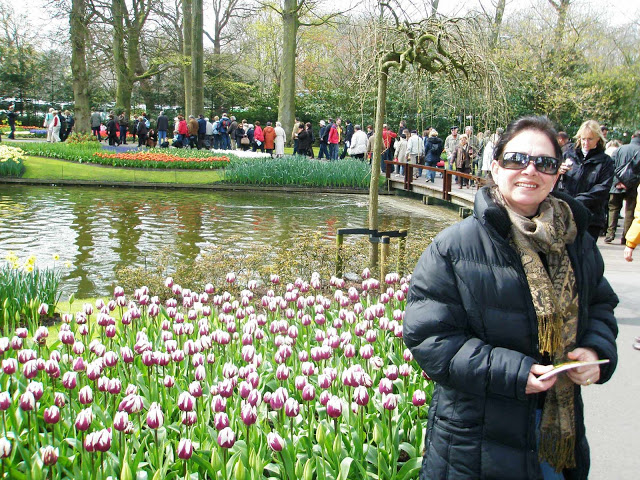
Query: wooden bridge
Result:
<box><xmin>383</xmin><ymin>160</ymin><xmax>484</xmax><ymax>211</ymax></box>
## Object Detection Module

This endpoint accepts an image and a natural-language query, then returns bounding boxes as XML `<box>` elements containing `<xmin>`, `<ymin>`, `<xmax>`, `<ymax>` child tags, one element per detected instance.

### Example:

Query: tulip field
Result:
<box><xmin>0</xmin><ymin>270</ymin><xmax>432</xmax><ymax>480</ymax></box>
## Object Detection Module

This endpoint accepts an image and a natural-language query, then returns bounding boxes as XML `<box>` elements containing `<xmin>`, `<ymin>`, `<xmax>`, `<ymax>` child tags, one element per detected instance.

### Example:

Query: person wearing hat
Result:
<box><xmin>444</xmin><ymin>126</ymin><xmax>460</xmax><ymax>170</ymax></box>
<box><xmin>317</xmin><ymin>120</ymin><xmax>330</xmax><ymax>159</ymax></box>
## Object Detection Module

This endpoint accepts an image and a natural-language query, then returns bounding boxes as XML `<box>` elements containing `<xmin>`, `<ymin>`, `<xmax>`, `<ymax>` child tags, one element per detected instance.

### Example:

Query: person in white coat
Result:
<box><xmin>274</xmin><ymin>122</ymin><xmax>286</xmax><ymax>157</ymax></box>
<box><xmin>394</xmin><ymin>130</ymin><xmax>409</xmax><ymax>175</ymax></box>
<box><xmin>347</xmin><ymin>125</ymin><xmax>368</xmax><ymax>160</ymax></box>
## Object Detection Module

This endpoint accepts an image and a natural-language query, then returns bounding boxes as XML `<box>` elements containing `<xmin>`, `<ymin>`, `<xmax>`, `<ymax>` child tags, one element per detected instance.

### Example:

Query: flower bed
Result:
<box><xmin>0</xmin><ymin>145</ymin><xmax>26</xmax><ymax>177</ymax></box>
<box><xmin>92</xmin><ymin>150</ymin><xmax>231</xmax><ymax>169</ymax></box>
<box><xmin>0</xmin><ymin>271</ymin><xmax>428</xmax><ymax>479</ymax></box>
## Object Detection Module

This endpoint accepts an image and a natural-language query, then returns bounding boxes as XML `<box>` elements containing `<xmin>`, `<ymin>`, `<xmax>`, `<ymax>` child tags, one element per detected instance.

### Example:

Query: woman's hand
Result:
<box><xmin>566</xmin><ymin>348</ymin><xmax>600</xmax><ymax>386</ymax></box>
<box><xmin>526</xmin><ymin>364</ymin><xmax>558</xmax><ymax>394</ymax></box>
<box><xmin>624</xmin><ymin>246</ymin><xmax>634</xmax><ymax>262</ymax></box>
<box><xmin>558</xmin><ymin>160</ymin><xmax>573</xmax><ymax>175</ymax></box>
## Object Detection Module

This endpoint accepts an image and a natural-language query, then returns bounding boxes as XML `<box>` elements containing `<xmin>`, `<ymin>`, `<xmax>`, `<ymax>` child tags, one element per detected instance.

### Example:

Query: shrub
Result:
<box><xmin>0</xmin><ymin>145</ymin><xmax>26</xmax><ymax>177</ymax></box>
<box><xmin>65</xmin><ymin>132</ymin><xmax>97</xmax><ymax>144</ymax></box>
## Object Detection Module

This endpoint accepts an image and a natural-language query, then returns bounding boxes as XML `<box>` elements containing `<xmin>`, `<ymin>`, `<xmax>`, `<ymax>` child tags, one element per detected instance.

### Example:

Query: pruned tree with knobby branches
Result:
<box><xmin>368</xmin><ymin>5</ymin><xmax>486</xmax><ymax>268</ymax></box>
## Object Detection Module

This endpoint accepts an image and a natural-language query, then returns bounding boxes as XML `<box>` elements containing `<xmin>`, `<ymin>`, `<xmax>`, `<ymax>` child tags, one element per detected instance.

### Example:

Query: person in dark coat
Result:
<box><xmin>6</xmin><ymin>105</ymin><xmax>17</xmax><ymax>139</ymax></box>
<box><xmin>65</xmin><ymin>110</ymin><xmax>75</xmax><ymax>140</ymax></box>
<box><xmin>156</xmin><ymin>111</ymin><xmax>169</xmax><ymax>146</ymax></box>
<box><xmin>605</xmin><ymin>130</ymin><xmax>640</xmax><ymax>244</ymax></box>
<box><xmin>137</xmin><ymin>114</ymin><xmax>149</xmax><ymax>147</ymax></box>
<box><xmin>117</xmin><ymin>113</ymin><xmax>128</xmax><ymax>144</ymax></box>
<box><xmin>340</xmin><ymin>120</ymin><xmax>354</xmax><ymax>159</ymax></box>
<box><xmin>556</xmin><ymin>120</ymin><xmax>614</xmax><ymax>240</ymax></box>
<box><xmin>423</xmin><ymin>129</ymin><xmax>444</xmax><ymax>183</ymax></box>
<box><xmin>404</xmin><ymin>115</ymin><xmax>618</xmax><ymax>480</ymax></box>
<box><xmin>296</xmin><ymin>125</ymin><xmax>312</xmax><ymax>157</ymax></box>
<box><xmin>106</xmin><ymin>114</ymin><xmax>119</xmax><ymax>146</ymax></box>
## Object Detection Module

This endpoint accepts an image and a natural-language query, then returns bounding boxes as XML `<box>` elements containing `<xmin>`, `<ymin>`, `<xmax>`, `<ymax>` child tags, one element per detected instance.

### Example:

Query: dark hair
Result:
<box><xmin>255</xmin><ymin>121</ymin><xmax>260</xmax><ymax>126</ymax></box>
<box><xmin>493</xmin><ymin>116</ymin><xmax>562</xmax><ymax>162</ymax></box>
<box><xmin>557</xmin><ymin>131</ymin><xmax>569</xmax><ymax>141</ymax></box>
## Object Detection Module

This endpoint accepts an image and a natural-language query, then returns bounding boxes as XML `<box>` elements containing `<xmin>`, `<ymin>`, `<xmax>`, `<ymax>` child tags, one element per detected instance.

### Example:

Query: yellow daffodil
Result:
<box><xmin>53</xmin><ymin>254</ymin><xmax>60</xmax><ymax>261</ymax></box>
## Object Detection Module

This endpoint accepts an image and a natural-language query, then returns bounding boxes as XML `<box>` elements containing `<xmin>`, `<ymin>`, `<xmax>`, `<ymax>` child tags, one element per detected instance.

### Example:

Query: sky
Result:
<box><xmin>11</xmin><ymin>0</ymin><xmax>640</xmax><ymax>45</ymax></box>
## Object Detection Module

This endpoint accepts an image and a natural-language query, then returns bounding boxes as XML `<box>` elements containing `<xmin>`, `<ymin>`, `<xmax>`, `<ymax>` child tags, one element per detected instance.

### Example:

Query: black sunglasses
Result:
<box><xmin>499</xmin><ymin>152</ymin><xmax>560</xmax><ymax>175</ymax></box>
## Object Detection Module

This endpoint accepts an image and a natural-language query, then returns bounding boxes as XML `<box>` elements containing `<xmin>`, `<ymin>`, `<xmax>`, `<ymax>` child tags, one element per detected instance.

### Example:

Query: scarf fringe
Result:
<box><xmin>537</xmin><ymin>313</ymin><xmax>564</xmax><ymax>356</ymax></box>
<box><xmin>538</xmin><ymin>432</ymin><xmax>576</xmax><ymax>472</ymax></box>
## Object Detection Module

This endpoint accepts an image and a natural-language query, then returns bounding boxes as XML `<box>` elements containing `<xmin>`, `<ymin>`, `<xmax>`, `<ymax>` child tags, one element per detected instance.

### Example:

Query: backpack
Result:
<box><xmin>145</xmin><ymin>119</ymin><xmax>150</xmax><ymax>129</ymax></box>
<box><xmin>219</xmin><ymin>118</ymin><xmax>230</xmax><ymax>133</ymax></box>
<box><xmin>212</xmin><ymin>121</ymin><xmax>219</xmax><ymax>135</ymax></box>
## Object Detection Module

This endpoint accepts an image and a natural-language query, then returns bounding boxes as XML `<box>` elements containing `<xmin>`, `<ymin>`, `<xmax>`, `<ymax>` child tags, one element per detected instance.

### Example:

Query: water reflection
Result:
<box><xmin>0</xmin><ymin>184</ymin><xmax>455</xmax><ymax>298</ymax></box>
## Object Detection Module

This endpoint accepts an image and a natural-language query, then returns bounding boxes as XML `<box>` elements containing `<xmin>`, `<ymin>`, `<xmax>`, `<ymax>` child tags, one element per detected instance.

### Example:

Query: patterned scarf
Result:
<box><xmin>490</xmin><ymin>186</ymin><xmax>579</xmax><ymax>472</ymax></box>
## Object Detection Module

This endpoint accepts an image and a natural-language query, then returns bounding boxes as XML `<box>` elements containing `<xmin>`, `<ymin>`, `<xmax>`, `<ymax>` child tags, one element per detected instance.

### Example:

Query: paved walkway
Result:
<box><xmin>582</xmin><ymin>238</ymin><xmax>639</xmax><ymax>479</ymax></box>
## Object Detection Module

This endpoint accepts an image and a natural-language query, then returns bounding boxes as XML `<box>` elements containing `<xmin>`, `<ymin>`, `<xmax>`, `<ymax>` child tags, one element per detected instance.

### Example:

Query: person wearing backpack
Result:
<box><xmin>219</xmin><ymin>113</ymin><xmax>231</xmax><ymax>149</ymax></box>
<box><xmin>58</xmin><ymin>111</ymin><xmax>68</xmax><ymax>141</ymax></box>
<box><xmin>212</xmin><ymin>116</ymin><xmax>221</xmax><ymax>149</ymax></box>
<box><xmin>606</xmin><ymin>130</ymin><xmax>640</xmax><ymax>244</ymax></box>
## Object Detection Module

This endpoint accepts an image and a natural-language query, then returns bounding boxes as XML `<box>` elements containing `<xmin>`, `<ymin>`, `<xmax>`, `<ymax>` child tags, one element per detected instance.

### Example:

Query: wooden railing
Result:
<box><xmin>383</xmin><ymin>160</ymin><xmax>484</xmax><ymax>201</ymax></box>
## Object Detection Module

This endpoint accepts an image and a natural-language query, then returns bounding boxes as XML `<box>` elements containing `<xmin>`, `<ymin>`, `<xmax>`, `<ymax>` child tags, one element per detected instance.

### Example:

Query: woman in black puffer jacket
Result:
<box><xmin>556</xmin><ymin>120</ymin><xmax>614</xmax><ymax>239</ymax></box>
<box><xmin>404</xmin><ymin>116</ymin><xmax>618</xmax><ymax>480</ymax></box>
<box><xmin>424</xmin><ymin>129</ymin><xmax>444</xmax><ymax>183</ymax></box>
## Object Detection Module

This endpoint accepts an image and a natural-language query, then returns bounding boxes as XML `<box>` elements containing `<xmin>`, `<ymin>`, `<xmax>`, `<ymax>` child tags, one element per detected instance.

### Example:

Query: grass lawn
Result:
<box><xmin>23</xmin><ymin>156</ymin><xmax>224</xmax><ymax>184</ymax></box>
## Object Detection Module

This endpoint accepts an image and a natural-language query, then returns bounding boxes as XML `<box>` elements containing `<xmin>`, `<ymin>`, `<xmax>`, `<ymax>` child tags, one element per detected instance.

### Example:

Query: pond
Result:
<box><xmin>0</xmin><ymin>184</ymin><xmax>457</xmax><ymax>298</ymax></box>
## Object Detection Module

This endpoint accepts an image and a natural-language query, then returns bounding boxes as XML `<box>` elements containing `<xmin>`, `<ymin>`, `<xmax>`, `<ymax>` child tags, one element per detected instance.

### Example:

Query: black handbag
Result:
<box><xmin>614</xmin><ymin>151</ymin><xmax>640</xmax><ymax>190</ymax></box>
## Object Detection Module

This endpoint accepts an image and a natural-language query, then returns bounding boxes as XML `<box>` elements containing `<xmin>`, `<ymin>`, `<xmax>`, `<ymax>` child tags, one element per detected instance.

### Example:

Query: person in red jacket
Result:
<box><xmin>328</xmin><ymin>119</ymin><xmax>340</xmax><ymax>160</ymax></box>
<box><xmin>253</xmin><ymin>121</ymin><xmax>265</xmax><ymax>152</ymax></box>
<box><xmin>176</xmin><ymin>115</ymin><xmax>188</xmax><ymax>146</ymax></box>
<box><xmin>381</xmin><ymin>124</ymin><xmax>398</xmax><ymax>172</ymax></box>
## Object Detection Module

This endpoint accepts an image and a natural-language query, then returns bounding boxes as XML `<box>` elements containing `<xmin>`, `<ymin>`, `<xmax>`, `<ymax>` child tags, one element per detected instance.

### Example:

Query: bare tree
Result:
<box><xmin>548</xmin><ymin>0</ymin><xmax>571</xmax><ymax>47</ymax></box>
<box><xmin>260</xmin><ymin>0</ymin><xmax>352</xmax><ymax>141</ymax></box>
<box><xmin>204</xmin><ymin>0</ymin><xmax>255</xmax><ymax>55</ymax></box>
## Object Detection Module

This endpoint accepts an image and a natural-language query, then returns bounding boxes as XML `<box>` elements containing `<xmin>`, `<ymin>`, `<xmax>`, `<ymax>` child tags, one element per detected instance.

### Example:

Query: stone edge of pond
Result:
<box><xmin>0</xmin><ymin>177</ymin><xmax>392</xmax><ymax>195</ymax></box>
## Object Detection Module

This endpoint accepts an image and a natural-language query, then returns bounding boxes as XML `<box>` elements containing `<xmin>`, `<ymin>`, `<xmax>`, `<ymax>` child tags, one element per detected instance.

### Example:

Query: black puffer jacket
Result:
<box><xmin>556</xmin><ymin>145</ymin><xmax>614</xmax><ymax>230</ymax></box>
<box><xmin>424</xmin><ymin>136</ymin><xmax>444</xmax><ymax>166</ymax></box>
<box><xmin>403</xmin><ymin>187</ymin><xmax>618</xmax><ymax>480</ymax></box>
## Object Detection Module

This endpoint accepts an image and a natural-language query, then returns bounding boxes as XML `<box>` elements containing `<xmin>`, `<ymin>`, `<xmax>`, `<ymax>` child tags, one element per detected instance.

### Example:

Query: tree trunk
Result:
<box><xmin>113</xmin><ymin>0</ymin><xmax>131</xmax><ymax>118</ymax></box>
<box><xmin>368</xmin><ymin>63</ymin><xmax>388</xmax><ymax>269</ymax></box>
<box><xmin>278</xmin><ymin>0</ymin><xmax>298</xmax><ymax>144</ymax></box>
<box><xmin>183</xmin><ymin>0</ymin><xmax>193</xmax><ymax>115</ymax></box>
<box><xmin>548</xmin><ymin>0</ymin><xmax>570</xmax><ymax>47</ymax></box>
<box><xmin>70</xmin><ymin>0</ymin><xmax>90</xmax><ymax>133</ymax></box>
<box><xmin>191</xmin><ymin>0</ymin><xmax>204</xmax><ymax>115</ymax></box>
<box><xmin>489</xmin><ymin>0</ymin><xmax>506</xmax><ymax>49</ymax></box>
